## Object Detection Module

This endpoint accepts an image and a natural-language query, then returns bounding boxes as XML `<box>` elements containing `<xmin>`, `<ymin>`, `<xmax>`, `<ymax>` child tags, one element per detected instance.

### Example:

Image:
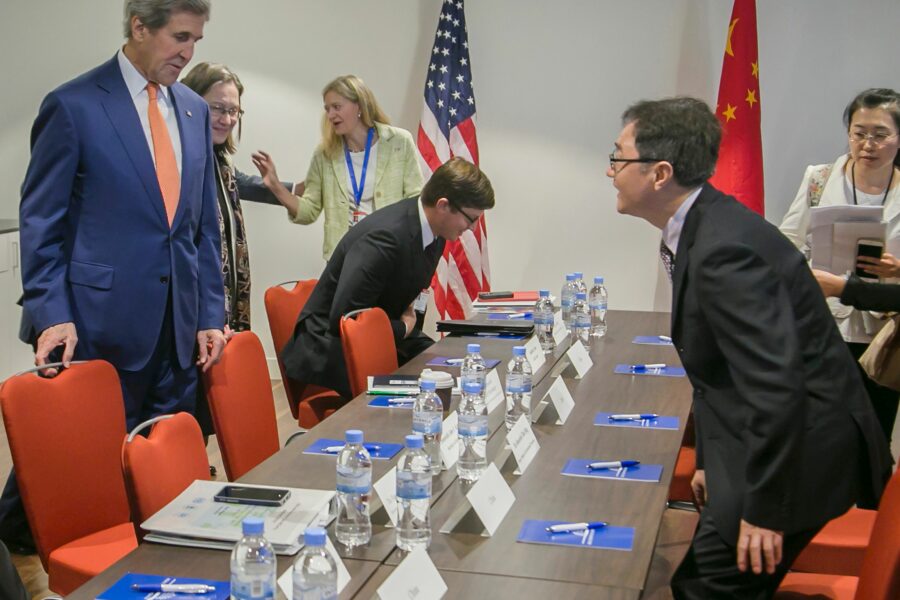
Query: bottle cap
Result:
<box><xmin>594</xmin><ymin>276</ymin><xmax>604</xmax><ymax>284</ymax></box>
<box><xmin>574</xmin><ymin>271</ymin><xmax>583</xmax><ymax>279</ymax></box>
<box><xmin>565</xmin><ymin>273</ymin><xmax>576</xmax><ymax>281</ymax></box>
<box><xmin>463</xmin><ymin>381</ymin><xmax>482</xmax><ymax>394</ymax></box>
<box><xmin>242</xmin><ymin>517</ymin><xmax>264</xmax><ymax>535</ymax></box>
<box><xmin>466</xmin><ymin>343</ymin><xmax>481</xmax><ymax>353</ymax></box>
<box><xmin>304</xmin><ymin>526</ymin><xmax>327</xmax><ymax>546</ymax></box>
<box><xmin>513</xmin><ymin>346</ymin><xmax>526</xmax><ymax>356</ymax></box>
<box><xmin>539</xmin><ymin>289</ymin><xmax>550</xmax><ymax>297</ymax></box>
<box><xmin>419</xmin><ymin>379</ymin><xmax>437</xmax><ymax>391</ymax></box>
<box><xmin>345</xmin><ymin>429</ymin><xmax>364</xmax><ymax>444</ymax></box>
<box><xmin>405</xmin><ymin>434</ymin><xmax>424</xmax><ymax>449</ymax></box>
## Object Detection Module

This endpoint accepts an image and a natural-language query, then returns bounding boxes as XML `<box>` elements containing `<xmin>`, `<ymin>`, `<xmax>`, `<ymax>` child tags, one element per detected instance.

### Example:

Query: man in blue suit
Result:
<box><xmin>3</xmin><ymin>0</ymin><xmax>225</xmax><ymax>551</ymax></box>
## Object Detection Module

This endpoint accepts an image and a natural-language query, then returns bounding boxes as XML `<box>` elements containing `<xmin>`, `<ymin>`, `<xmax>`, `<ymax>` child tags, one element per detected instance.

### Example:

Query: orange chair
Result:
<box><xmin>668</xmin><ymin>412</ymin><xmax>697</xmax><ymax>509</ymax></box>
<box><xmin>264</xmin><ymin>280</ymin><xmax>344</xmax><ymax>427</ymax></box>
<box><xmin>122</xmin><ymin>412</ymin><xmax>210</xmax><ymax>529</ymax></box>
<box><xmin>775</xmin><ymin>466</ymin><xmax>900</xmax><ymax>599</ymax></box>
<box><xmin>0</xmin><ymin>362</ymin><xmax>138</xmax><ymax>595</ymax></box>
<box><xmin>340</xmin><ymin>307</ymin><xmax>399</xmax><ymax>398</ymax></box>
<box><xmin>202</xmin><ymin>331</ymin><xmax>282</xmax><ymax>480</ymax></box>
<box><xmin>790</xmin><ymin>508</ymin><xmax>876</xmax><ymax>577</ymax></box>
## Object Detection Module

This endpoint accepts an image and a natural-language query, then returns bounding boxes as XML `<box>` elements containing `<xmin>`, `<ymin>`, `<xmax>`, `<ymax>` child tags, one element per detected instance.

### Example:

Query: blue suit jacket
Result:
<box><xmin>19</xmin><ymin>55</ymin><xmax>224</xmax><ymax>372</ymax></box>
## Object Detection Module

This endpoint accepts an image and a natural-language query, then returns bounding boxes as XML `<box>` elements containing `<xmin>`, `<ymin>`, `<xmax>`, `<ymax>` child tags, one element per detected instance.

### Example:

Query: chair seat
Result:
<box><xmin>791</xmin><ymin>508</ymin><xmax>876</xmax><ymax>576</ymax></box>
<box><xmin>47</xmin><ymin>522</ymin><xmax>138</xmax><ymax>595</ymax></box>
<box><xmin>668</xmin><ymin>446</ymin><xmax>695</xmax><ymax>503</ymax></box>
<box><xmin>774</xmin><ymin>572</ymin><xmax>858</xmax><ymax>599</ymax></box>
<box><xmin>297</xmin><ymin>392</ymin><xmax>346</xmax><ymax>429</ymax></box>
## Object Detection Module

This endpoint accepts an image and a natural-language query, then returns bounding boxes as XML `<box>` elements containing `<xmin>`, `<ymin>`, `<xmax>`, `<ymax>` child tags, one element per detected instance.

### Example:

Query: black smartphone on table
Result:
<box><xmin>214</xmin><ymin>485</ymin><xmax>291</xmax><ymax>507</ymax></box>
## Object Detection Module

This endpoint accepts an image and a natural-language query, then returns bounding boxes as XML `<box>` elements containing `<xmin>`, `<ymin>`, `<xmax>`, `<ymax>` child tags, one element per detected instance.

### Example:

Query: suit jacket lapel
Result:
<box><xmin>671</xmin><ymin>186</ymin><xmax>706</xmax><ymax>332</ymax></box>
<box><xmin>96</xmin><ymin>57</ymin><xmax>169</xmax><ymax>227</ymax></box>
<box><xmin>372</xmin><ymin>124</ymin><xmax>391</xmax><ymax>194</ymax></box>
<box><xmin>330</xmin><ymin>151</ymin><xmax>352</xmax><ymax>204</ymax></box>
<box><xmin>169</xmin><ymin>84</ymin><xmax>194</xmax><ymax>227</ymax></box>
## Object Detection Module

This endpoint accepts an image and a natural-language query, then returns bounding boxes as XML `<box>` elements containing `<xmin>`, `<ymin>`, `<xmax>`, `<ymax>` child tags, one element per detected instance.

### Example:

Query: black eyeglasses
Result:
<box><xmin>608</xmin><ymin>154</ymin><xmax>663</xmax><ymax>173</ymax></box>
<box><xmin>448</xmin><ymin>199</ymin><xmax>479</xmax><ymax>227</ymax></box>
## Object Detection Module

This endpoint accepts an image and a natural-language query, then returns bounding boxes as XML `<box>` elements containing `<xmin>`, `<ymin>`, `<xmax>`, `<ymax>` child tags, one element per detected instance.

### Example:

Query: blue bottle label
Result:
<box><xmin>458</xmin><ymin>413</ymin><xmax>488</xmax><ymax>437</ymax></box>
<box><xmin>413</xmin><ymin>412</ymin><xmax>442</xmax><ymax>435</ymax></box>
<box><xmin>396</xmin><ymin>471</ymin><xmax>432</xmax><ymax>500</ymax></box>
<box><xmin>336</xmin><ymin>464</ymin><xmax>371</xmax><ymax>494</ymax></box>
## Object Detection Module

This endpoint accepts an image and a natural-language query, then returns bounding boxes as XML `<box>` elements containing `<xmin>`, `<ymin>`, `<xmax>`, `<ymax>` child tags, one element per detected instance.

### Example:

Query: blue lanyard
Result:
<box><xmin>344</xmin><ymin>127</ymin><xmax>375</xmax><ymax>207</ymax></box>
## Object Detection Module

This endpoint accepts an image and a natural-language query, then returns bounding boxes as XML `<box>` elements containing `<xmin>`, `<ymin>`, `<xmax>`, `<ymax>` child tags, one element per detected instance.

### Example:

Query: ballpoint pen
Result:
<box><xmin>131</xmin><ymin>583</ymin><xmax>216</xmax><ymax>594</ymax></box>
<box><xmin>608</xmin><ymin>413</ymin><xmax>658</xmax><ymax>421</ymax></box>
<box><xmin>629</xmin><ymin>363</ymin><xmax>666</xmax><ymax>372</ymax></box>
<box><xmin>387</xmin><ymin>397</ymin><xmax>415</xmax><ymax>405</ymax></box>
<box><xmin>507</xmin><ymin>312</ymin><xmax>529</xmax><ymax>319</ymax></box>
<box><xmin>322</xmin><ymin>444</ymin><xmax>382</xmax><ymax>453</ymax></box>
<box><xmin>545</xmin><ymin>521</ymin><xmax>608</xmax><ymax>533</ymax></box>
<box><xmin>588</xmin><ymin>460</ymin><xmax>640</xmax><ymax>470</ymax></box>
<box><xmin>444</xmin><ymin>358</ymin><xmax>465</xmax><ymax>365</ymax></box>
<box><xmin>658</xmin><ymin>335</ymin><xmax>672</xmax><ymax>342</ymax></box>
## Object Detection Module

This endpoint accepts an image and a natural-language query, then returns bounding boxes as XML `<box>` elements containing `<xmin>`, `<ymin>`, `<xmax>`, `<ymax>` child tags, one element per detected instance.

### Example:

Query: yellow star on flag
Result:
<box><xmin>722</xmin><ymin>104</ymin><xmax>737</xmax><ymax>122</ymax></box>
<box><xmin>751</xmin><ymin>61</ymin><xmax>759</xmax><ymax>78</ymax></box>
<box><xmin>745</xmin><ymin>89</ymin><xmax>757</xmax><ymax>108</ymax></box>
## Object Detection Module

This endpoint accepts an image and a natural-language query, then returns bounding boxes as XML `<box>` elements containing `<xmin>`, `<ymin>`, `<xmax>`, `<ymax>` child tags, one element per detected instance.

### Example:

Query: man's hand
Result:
<box><xmin>401</xmin><ymin>304</ymin><xmax>417</xmax><ymax>338</ymax></box>
<box><xmin>35</xmin><ymin>322</ymin><xmax>78</xmax><ymax>377</ymax></box>
<box><xmin>691</xmin><ymin>468</ymin><xmax>707</xmax><ymax>509</ymax></box>
<box><xmin>736</xmin><ymin>519</ymin><xmax>784</xmax><ymax>575</ymax></box>
<box><xmin>857</xmin><ymin>252</ymin><xmax>900</xmax><ymax>278</ymax></box>
<box><xmin>197</xmin><ymin>329</ymin><xmax>226</xmax><ymax>372</ymax></box>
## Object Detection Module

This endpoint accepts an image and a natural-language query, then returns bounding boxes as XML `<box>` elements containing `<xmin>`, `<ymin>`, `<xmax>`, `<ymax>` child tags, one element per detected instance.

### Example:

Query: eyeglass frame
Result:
<box><xmin>209</xmin><ymin>102</ymin><xmax>244</xmax><ymax>119</ymax></box>
<box><xmin>848</xmin><ymin>130</ymin><xmax>898</xmax><ymax>146</ymax></box>
<box><xmin>608</xmin><ymin>153</ymin><xmax>665</xmax><ymax>174</ymax></box>
<box><xmin>447</xmin><ymin>198</ymin><xmax>480</xmax><ymax>228</ymax></box>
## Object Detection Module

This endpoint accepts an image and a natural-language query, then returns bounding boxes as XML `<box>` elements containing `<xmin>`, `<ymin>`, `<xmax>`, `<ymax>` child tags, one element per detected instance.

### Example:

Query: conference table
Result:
<box><xmin>69</xmin><ymin>310</ymin><xmax>692</xmax><ymax>599</ymax></box>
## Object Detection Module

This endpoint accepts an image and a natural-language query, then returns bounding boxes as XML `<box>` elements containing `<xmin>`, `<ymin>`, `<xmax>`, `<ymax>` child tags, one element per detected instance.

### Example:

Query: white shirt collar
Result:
<box><xmin>117</xmin><ymin>48</ymin><xmax>171</xmax><ymax>103</ymax></box>
<box><xmin>417</xmin><ymin>198</ymin><xmax>436</xmax><ymax>249</ymax></box>
<box><xmin>661</xmin><ymin>186</ymin><xmax>703</xmax><ymax>255</ymax></box>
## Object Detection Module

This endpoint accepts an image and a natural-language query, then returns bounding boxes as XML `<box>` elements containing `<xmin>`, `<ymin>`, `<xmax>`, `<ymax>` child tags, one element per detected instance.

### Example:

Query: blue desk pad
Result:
<box><xmin>614</xmin><ymin>364</ymin><xmax>686</xmax><ymax>377</ymax></box>
<box><xmin>98</xmin><ymin>573</ymin><xmax>230</xmax><ymax>599</ymax></box>
<box><xmin>561</xmin><ymin>459</ymin><xmax>663</xmax><ymax>483</ymax></box>
<box><xmin>594</xmin><ymin>412</ymin><xmax>680</xmax><ymax>430</ymax></box>
<box><xmin>488</xmin><ymin>312</ymin><xmax>533</xmax><ymax>320</ymax></box>
<box><xmin>303</xmin><ymin>438</ymin><xmax>403</xmax><ymax>460</ymax></box>
<box><xmin>631</xmin><ymin>335</ymin><xmax>674</xmax><ymax>345</ymax></box>
<box><xmin>426</xmin><ymin>356</ymin><xmax>501</xmax><ymax>368</ymax></box>
<box><xmin>368</xmin><ymin>396</ymin><xmax>415</xmax><ymax>409</ymax></box>
<box><xmin>517</xmin><ymin>520</ymin><xmax>634</xmax><ymax>551</ymax></box>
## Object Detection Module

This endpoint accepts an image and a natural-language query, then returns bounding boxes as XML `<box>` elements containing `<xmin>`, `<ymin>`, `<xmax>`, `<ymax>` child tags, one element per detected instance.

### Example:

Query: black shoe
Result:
<box><xmin>209</xmin><ymin>465</ymin><xmax>217</xmax><ymax>478</ymax></box>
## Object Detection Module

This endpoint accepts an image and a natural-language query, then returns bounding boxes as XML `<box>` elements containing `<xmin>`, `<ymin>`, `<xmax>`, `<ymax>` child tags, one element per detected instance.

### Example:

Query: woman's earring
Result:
<box><xmin>358</xmin><ymin>112</ymin><xmax>362</xmax><ymax>118</ymax></box>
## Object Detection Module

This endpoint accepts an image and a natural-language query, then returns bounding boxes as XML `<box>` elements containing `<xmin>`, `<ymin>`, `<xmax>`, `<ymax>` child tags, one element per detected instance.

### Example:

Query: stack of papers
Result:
<box><xmin>367</xmin><ymin>374</ymin><xmax>420</xmax><ymax>395</ymax></box>
<box><xmin>140</xmin><ymin>480</ymin><xmax>333</xmax><ymax>555</ymax></box>
<box><xmin>472</xmin><ymin>291</ymin><xmax>539</xmax><ymax>310</ymax></box>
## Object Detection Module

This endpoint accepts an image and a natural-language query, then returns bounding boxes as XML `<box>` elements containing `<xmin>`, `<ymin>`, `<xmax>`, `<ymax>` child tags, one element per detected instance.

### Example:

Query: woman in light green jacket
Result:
<box><xmin>253</xmin><ymin>75</ymin><xmax>424</xmax><ymax>260</ymax></box>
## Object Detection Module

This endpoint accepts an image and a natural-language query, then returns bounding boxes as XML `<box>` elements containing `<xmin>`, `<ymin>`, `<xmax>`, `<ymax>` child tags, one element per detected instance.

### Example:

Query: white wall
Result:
<box><xmin>3</xmin><ymin>0</ymin><xmax>900</xmax><ymax>373</ymax></box>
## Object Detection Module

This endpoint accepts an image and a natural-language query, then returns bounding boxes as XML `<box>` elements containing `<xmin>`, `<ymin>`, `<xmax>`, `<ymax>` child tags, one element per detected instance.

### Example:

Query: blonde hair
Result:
<box><xmin>320</xmin><ymin>75</ymin><xmax>390</xmax><ymax>159</ymax></box>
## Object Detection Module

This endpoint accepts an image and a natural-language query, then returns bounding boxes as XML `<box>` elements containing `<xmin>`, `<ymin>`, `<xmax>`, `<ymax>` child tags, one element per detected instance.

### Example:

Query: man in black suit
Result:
<box><xmin>281</xmin><ymin>157</ymin><xmax>495</xmax><ymax>400</ymax></box>
<box><xmin>608</xmin><ymin>97</ymin><xmax>892</xmax><ymax>599</ymax></box>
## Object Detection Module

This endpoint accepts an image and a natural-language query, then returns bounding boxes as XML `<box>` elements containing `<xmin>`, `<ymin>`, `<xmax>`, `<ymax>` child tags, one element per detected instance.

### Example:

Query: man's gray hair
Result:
<box><xmin>123</xmin><ymin>0</ymin><xmax>211</xmax><ymax>38</ymax></box>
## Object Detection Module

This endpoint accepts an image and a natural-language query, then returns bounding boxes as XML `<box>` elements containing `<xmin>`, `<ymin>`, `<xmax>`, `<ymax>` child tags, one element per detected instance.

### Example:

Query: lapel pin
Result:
<box><xmin>186</xmin><ymin>110</ymin><xmax>193</xmax><ymax>118</ymax></box>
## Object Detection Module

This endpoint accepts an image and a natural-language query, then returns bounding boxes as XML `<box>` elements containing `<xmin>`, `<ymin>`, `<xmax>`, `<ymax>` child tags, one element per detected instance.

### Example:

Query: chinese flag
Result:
<box><xmin>709</xmin><ymin>0</ymin><xmax>764</xmax><ymax>215</ymax></box>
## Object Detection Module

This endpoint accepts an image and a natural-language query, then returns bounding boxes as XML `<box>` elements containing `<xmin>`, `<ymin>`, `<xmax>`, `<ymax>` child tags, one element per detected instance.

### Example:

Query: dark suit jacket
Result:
<box><xmin>19</xmin><ymin>55</ymin><xmax>224</xmax><ymax>372</ymax></box>
<box><xmin>840</xmin><ymin>274</ymin><xmax>900</xmax><ymax>312</ymax></box>
<box><xmin>281</xmin><ymin>197</ymin><xmax>444</xmax><ymax>398</ymax></box>
<box><xmin>671</xmin><ymin>185</ymin><xmax>892</xmax><ymax>544</ymax></box>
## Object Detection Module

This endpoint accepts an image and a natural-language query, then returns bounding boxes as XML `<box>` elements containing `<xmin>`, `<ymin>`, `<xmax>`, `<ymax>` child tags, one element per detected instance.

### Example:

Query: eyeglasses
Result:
<box><xmin>448</xmin><ymin>199</ymin><xmax>479</xmax><ymax>228</ymax></box>
<box><xmin>209</xmin><ymin>103</ymin><xmax>244</xmax><ymax>119</ymax></box>
<box><xmin>608</xmin><ymin>154</ymin><xmax>664</xmax><ymax>173</ymax></box>
<box><xmin>849</xmin><ymin>130</ymin><xmax>897</xmax><ymax>146</ymax></box>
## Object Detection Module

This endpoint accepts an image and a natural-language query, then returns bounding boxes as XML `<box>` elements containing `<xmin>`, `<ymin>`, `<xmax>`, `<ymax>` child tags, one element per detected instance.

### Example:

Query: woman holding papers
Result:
<box><xmin>780</xmin><ymin>88</ymin><xmax>900</xmax><ymax>442</ymax></box>
<box><xmin>251</xmin><ymin>75</ymin><xmax>424</xmax><ymax>261</ymax></box>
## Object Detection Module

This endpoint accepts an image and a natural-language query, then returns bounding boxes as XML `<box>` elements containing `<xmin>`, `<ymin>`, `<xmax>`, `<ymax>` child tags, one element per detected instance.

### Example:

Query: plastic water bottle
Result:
<box><xmin>335</xmin><ymin>429</ymin><xmax>372</xmax><ymax>548</ymax></box>
<box><xmin>292</xmin><ymin>526</ymin><xmax>337</xmax><ymax>600</ymax></box>
<box><xmin>572</xmin><ymin>292</ymin><xmax>591</xmax><ymax>348</ymax></box>
<box><xmin>573</xmin><ymin>271</ymin><xmax>587</xmax><ymax>294</ymax></box>
<box><xmin>560</xmin><ymin>273</ymin><xmax>577</xmax><ymax>331</ymax></box>
<box><xmin>457</xmin><ymin>381</ymin><xmax>488</xmax><ymax>482</ymax></box>
<box><xmin>534</xmin><ymin>289</ymin><xmax>555</xmax><ymax>353</ymax></box>
<box><xmin>460</xmin><ymin>343</ymin><xmax>486</xmax><ymax>392</ymax></box>
<box><xmin>589</xmin><ymin>276</ymin><xmax>608</xmax><ymax>338</ymax></box>
<box><xmin>505</xmin><ymin>346</ymin><xmax>533</xmax><ymax>430</ymax></box>
<box><xmin>413</xmin><ymin>380</ymin><xmax>443</xmax><ymax>475</ymax></box>
<box><xmin>230</xmin><ymin>517</ymin><xmax>276</xmax><ymax>600</ymax></box>
<box><xmin>396</xmin><ymin>434</ymin><xmax>432</xmax><ymax>551</ymax></box>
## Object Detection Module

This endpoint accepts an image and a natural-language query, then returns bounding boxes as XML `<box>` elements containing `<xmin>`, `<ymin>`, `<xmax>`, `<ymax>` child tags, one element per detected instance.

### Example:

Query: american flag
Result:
<box><xmin>417</xmin><ymin>0</ymin><xmax>489</xmax><ymax>320</ymax></box>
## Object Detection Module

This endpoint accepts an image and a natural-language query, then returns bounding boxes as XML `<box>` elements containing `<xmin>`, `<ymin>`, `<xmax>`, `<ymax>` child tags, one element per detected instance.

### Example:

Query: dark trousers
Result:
<box><xmin>848</xmin><ymin>342</ymin><xmax>899</xmax><ymax>444</ymax></box>
<box><xmin>671</xmin><ymin>508</ymin><xmax>821</xmax><ymax>600</ymax></box>
<box><xmin>0</xmin><ymin>541</ymin><xmax>27</xmax><ymax>600</ymax></box>
<box><xmin>397</xmin><ymin>330</ymin><xmax>436</xmax><ymax>366</ymax></box>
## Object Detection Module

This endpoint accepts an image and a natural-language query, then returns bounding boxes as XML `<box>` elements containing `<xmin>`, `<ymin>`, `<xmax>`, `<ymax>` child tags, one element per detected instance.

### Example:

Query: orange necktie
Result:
<box><xmin>146</xmin><ymin>82</ymin><xmax>179</xmax><ymax>227</ymax></box>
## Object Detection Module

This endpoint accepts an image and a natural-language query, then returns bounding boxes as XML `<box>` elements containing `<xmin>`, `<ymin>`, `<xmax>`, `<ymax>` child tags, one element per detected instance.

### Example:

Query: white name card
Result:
<box><xmin>484</xmin><ymin>369</ymin><xmax>504</xmax><ymax>413</ymax></box>
<box><xmin>277</xmin><ymin>536</ymin><xmax>351</xmax><ymax>598</ymax></box>
<box><xmin>566</xmin><ymin>340</ymin><xmax>593</xmax><ymax>378</ymax></box>
<box><xmin>440</xmin><ymin>411</ymin><xmax>459</xmax><ymax>469</ymax></box>
<box><xmin>466</xmin><ymin>463</ymin><xmax>515</xmax><ymax>536</ymax></box>
<box><xmin>377</xmin><ymin>546</ymin><xmax>447</xmax><ymax>600</ymax></box>
<box><xmin>524</xmin><ymin>335</ymin><xmax>546</xmax><ymax>372</ymax></box>
<box><xmin>373</xmin><ymin>467</ymin><xmax>399</xmax><ymax>527</ymax></box>
<box><xmin>552</xmin><ymin>311</ymin><xmax>568</xmax><ymax>346</ymax></box>
<box><xmin>544</xmin><ymin>376</ymin><xmax>575</xmax><ymax>424</ymax></box>
<box><xmin>507</xmin><ymin>414</ymin><xmax>540</xmax><ymax>475</ymax></box>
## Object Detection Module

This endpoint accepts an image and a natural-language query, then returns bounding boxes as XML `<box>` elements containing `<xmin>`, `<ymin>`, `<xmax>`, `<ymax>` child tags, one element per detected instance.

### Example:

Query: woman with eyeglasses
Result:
<box><xmin>181</xmin><ymin>62</ymin><xmax>296</xmax><ymax>333</ymax></box>
<box><xmin>780</xmin><ymin>88</ymin><xmax>900</xmax><ymax>442</ymax></box>
<box><xmin>251</xmin><ymin>74</ymin><xmax>424</xmax><ymax>261</ymax></box>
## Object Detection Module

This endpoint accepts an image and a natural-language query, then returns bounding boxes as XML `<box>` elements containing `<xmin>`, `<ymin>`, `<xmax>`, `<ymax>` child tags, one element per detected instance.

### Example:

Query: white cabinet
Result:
<box><xmin>0</xmin><ymin>229</ymin><xmax>33</xmax><ymax>380</ymax></box>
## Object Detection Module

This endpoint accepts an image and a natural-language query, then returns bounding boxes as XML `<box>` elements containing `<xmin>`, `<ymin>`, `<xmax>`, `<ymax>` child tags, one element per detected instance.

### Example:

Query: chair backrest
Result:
<box><xmin>122</xmin><ymin>412</ymin><xmax>210</xmax><ymax>527</ymax></box>
<box><xmin>264</xmin><ymin>279</ymin><xmax>332</xmax><ymax>420</ymax></box>
<box><xmin>202</xmin><ymin>331</ymin><xmax>280</xmax><ymax>480</ymax></box>
<box><xmin>855</xmin><ymin>466</ymin><xmax>900</xmax><ymax>600</ymax></box>
<box><xmin>0</xmin><ymin>361</ymin><xmax>132</xmax><ymax>569</ymax></box>
<box><xmin>340</xmin><ymin>307</ymin><xmax>398</xmax><ymax>397</ymax></box>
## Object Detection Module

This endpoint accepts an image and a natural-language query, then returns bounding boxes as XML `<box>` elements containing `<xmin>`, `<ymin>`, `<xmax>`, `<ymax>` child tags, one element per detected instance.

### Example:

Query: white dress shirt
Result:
<box><xmin>661</xmin><ymin>187</ymin><xmax>703</xmax><ymax>256</ymax></box>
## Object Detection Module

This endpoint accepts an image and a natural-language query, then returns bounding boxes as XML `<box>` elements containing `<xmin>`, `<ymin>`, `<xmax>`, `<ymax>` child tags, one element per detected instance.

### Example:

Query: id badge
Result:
<box><xmin>414</xmin><ymin>289</ymin><xmax>430</xmax><ymax>312</ymax></box>
<box><xmin>351</xmin><ymin>210</ymin><xmax>366</xmax><ymax>226</ymax></box>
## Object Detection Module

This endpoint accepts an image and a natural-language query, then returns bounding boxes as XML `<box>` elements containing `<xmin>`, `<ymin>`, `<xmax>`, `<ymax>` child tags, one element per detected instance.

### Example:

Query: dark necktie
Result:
<box><xmin>659</xmin><ymin>239</ymin><xmax>675</xmax><ymax>281</ymax></box>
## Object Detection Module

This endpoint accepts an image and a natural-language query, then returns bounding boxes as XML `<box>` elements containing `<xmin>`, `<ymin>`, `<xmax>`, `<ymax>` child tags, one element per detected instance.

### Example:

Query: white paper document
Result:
<box><xmin>809</xmin><ymin>205</ymin><xmax>885</xmax><ymax>273</ymax></box>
